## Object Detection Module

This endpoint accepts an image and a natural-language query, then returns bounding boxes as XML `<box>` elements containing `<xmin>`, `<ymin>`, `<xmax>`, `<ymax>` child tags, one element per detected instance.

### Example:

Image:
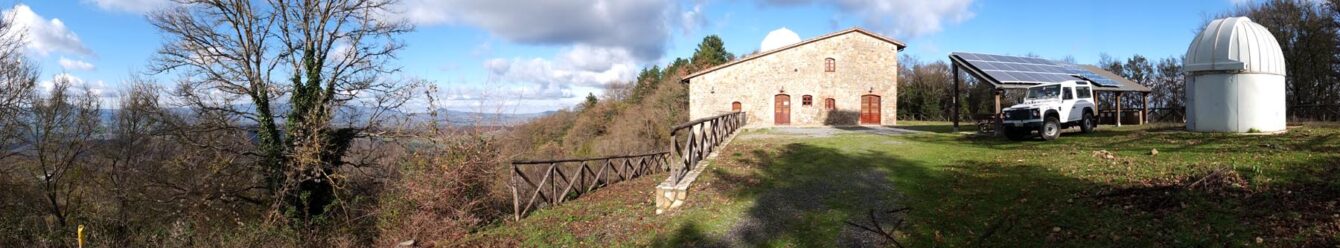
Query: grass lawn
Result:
<box><xmin>463</xmin><ymin>122</ymin><xmax>1340</xmax><ymax>247</ymax></box>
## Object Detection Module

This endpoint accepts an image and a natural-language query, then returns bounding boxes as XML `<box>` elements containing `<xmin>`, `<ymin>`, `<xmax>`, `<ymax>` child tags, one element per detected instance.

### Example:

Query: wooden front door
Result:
<box><xmin>861</xmin><ymin>95</ymin><xmax>881</xmax><ymax>125</ymax></box>
<box><xmin>774</xmin><ymin>94</ymin><xmax>790</xmax><ymax>125</ymax></box>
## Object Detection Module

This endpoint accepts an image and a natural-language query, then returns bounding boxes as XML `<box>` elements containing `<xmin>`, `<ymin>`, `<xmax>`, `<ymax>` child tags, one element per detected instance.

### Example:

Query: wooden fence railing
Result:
<box><xmin>1145</xmin><ymin>107</ymin><xmax>1185</xmax><ymax>123</ymax></box>
<box><xmin>1141</xmin><ymin>105</ymin><xmax>1340</xmax><ymax>123</ymax></box>
<box><xmin>509</xmin><ymin>152</ymin><xmax>671</xmax><ymax>220</ymax></box>
<box><xmin>669</xmin><ymin>111</ymin><xmax>748</xmax><ymax>184</ymax></box>
<box><xmin>1289</xmin><ymin>105</ymin><xmax>1340</xmax><ymax>121</ymax></box>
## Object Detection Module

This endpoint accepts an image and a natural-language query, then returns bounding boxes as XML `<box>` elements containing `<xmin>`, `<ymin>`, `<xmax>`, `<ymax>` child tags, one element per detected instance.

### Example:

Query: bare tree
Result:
<box><xmin>17</xmin><ymin>77</ymin><xmax>101</xmax><ymax>229</ymax></box>
<box><xmin>0</xmin><ymin>6</ymin><xmax>49</xmax><ymax>245</ymax></box>
<box><xmin>93</xmin><ymin>80</ymin><xmax>166</xmax><ymax>243</ymax></box>
<box><xmin>0</xmin><ymin>5</ymin><xmax>37</xmax><ymax>162</ymax></box>
<box><xmin>0</xmin><ymin>6</ymin><xmax>41</xmax><ymax>244</ymax></box>
<box><xmin>149</xmin><ymin>0</ymin><xmax>412</xmax><ymax>220</ymax></box>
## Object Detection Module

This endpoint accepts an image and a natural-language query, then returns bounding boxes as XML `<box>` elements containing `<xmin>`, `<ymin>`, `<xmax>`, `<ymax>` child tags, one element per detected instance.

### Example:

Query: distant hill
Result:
<box><xmin>412</xmin><ymin>109</ymin><xmax>556</xmax><ymax>127</ymax></box>
<box><xmin>95</xmin><ymin>106</ymin><xmax>554</xmax><ymax>128</ymax></box>
<box><xmin>431</xmin><ymin>109</ymin><xmax>552</xmax><ymax>126</ymax></box>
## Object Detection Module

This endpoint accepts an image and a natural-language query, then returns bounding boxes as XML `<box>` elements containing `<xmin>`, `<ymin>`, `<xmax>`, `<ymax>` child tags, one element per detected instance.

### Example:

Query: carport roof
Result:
<box><xmin>949</xmin><ymin>52</ymin><xmax>1151</xmax><ymax>92</ymax></box>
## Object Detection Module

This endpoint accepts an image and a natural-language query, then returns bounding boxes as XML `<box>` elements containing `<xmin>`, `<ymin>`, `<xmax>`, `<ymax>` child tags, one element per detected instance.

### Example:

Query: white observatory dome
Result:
<box><xmin>760</xmin><ymin>27</ymin><xmax>801</xmax><ymax>52</ymax></box>
<box><xmin>1184</xmin><ymin>17</ymin><xmax>1287</xmax><ymax>133</ymax></box>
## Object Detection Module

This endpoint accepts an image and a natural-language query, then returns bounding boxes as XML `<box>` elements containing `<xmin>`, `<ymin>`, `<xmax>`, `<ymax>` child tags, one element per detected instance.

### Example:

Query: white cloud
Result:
<box><xmin>328</xmin><ymin>40</ymin><xmax>355</xmax><ymax>63</ymax></box>
<box><xmin>428</xmin><ymin>83</ymin><xmax>603</xmax><ymax>114</ymax></box>
<box><xmin>4</xmin><ymin>4</ymin><xmax>95</xmax><ymax>57</ymax></box>
<box><xmin>442</xmin><ymin>81</ymin><xmax>576</xmax><ymax>101</ymax></box>
<box><xmin>762</xmin><ymin>0</ymin><xmax>974</xmax><ymax>38</ymax></box>
<box><xmin>680</xmin><ymin>1</ymin><xmax>708</xmax><ymax>35</ymax></box>
<box><xmin>470</xmin><ymin>41</ymin><xmax>495</xmax><ymax>58</ymax></box>
<box><xmin>40</xmin><ymin>73</ymin><xmax>116</xmax><ymax>100</ymax></box>
<box><xmin>560</xmin><ymin>45</ymin><xmax>636</xmax><ymax>72</ymax></box>
<box><xmin>394</xmin><ymin>0</ymin><xmax>675</xmax><ymax>60</ymax></box>
<box><xmin>485</xmin><ymin>45</ymin><xmax>638</xmax><ymax>94</ymax></box>
<box><xmin>58</xmin><ymin>57</ymin><xmax>95</xmax><ymax>71</ymax></box>
<box><xmin>436</xmin><ymin>44</ymin><xmax>638</xmax><ymax>113</ymax></box>
<box><xmin>85</xmin><ymin>0</ymin><xmax>174</xmax><ymax>14</ymax></box>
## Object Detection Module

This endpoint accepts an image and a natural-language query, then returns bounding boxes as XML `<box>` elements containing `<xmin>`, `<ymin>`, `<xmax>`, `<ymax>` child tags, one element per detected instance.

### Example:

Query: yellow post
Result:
<box><xmin>77</xmin><ymin>224</ymin><xmax>85</xmax><ymax>248</ymax></box>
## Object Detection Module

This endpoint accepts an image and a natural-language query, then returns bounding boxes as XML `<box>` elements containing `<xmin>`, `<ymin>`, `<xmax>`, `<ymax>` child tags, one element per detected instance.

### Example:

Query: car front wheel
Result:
<box><xmin>1040</xmin><ymin>116</ymin><xmax>1060</xmax><ymax>141</ymax></box>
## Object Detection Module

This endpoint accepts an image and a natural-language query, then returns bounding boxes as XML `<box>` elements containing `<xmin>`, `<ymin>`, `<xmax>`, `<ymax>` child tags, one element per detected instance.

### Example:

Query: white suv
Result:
<box><xmin>1001</xmin><ymin>80</ymin><xmax>1098</xmax><ymax>141</ymax></box>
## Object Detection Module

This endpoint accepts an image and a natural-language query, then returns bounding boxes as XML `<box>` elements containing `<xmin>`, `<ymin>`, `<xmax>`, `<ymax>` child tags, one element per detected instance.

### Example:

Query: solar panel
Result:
<box><xmin>951</xmin><ymin>52</ymin><xmax>1125</xmax><ymax>88</ymax></box>
<box><xmin>1061</xmin><ymin>65</ymin><xmax>1121</xmax><ymax>87</ymax></box>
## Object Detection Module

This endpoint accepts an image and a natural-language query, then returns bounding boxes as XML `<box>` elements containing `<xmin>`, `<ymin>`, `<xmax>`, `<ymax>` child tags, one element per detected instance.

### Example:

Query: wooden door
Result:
<box><xmin>732</xmin><ymin>101</ymin><xmax>742</xmax><ymax>112</ymax></box>
<box><xmin>774</xmin><ymin>94</ymin><xmax>790</xmax><ymax>125</ymax></box>
<box><xmin>861</xmin><ymin>95</ymin><xmax>881</xmax><ymax>124</ymax></box>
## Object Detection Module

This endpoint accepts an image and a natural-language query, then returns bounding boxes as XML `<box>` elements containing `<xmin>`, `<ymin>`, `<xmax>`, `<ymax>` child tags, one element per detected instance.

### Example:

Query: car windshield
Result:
<box><xmin>1026</xmin><ymin>85</ymin><xmax>1062</xmax><ymax>100</ymax></box>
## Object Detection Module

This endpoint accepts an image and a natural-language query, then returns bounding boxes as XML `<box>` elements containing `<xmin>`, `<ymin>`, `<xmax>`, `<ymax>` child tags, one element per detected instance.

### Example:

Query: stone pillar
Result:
<box><xmin>654</xmin><ymin>184</ymin><xmax>687</xmax><ymax>214</ymax></box>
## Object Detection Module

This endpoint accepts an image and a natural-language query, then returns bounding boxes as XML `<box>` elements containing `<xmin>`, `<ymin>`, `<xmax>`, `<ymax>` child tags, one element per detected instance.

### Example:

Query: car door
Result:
<box><xmin>1061</xmin><ymin>87</ymin><xmax>1079</xmax><ymax>122</ymax></box>
<box><xmin>1075</xmin><ymin>86</ymin><xmax>1095</xmax><ymax>120</ymax></box>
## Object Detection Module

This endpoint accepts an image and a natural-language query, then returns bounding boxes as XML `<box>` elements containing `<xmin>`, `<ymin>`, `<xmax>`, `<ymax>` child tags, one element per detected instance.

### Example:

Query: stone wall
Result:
<box><xmin>687</xmin><ymin>31</ymin><xmax>900</xmax><ymax>127</ymax></box>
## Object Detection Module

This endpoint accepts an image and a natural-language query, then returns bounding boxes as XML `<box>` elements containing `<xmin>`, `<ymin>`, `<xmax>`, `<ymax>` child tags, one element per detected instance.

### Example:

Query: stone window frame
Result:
<box><xmin>802</xmin><ymin>95</ymin><xmax>813</xmax><ymax>106</ymax></box>
<box><xmin>825</xmin><ymin>58</ymin><xmax>836</xmax><ymax>72</ymax></box>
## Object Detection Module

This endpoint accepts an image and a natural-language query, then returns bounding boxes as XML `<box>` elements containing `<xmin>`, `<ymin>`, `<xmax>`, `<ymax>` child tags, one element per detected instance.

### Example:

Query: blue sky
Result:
<box><xmin>12</xmin><ymin>0</ymin><xmax>1250</xmax><ymax>113</ymax></box>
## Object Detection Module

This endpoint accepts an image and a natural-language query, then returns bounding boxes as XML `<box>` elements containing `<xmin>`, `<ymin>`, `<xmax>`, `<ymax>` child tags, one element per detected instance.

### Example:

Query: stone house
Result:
<box><xmin>681</xmin><ymin>28</ymin><xmax>906</xmax><ymax>127</ymax></box>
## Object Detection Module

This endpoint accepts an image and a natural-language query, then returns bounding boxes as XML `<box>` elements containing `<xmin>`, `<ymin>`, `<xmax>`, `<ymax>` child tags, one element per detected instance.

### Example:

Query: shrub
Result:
<box><xmin>375</xmin><ymin>131</ymin><xmax>503</xmax><ymax>246</ymax></box>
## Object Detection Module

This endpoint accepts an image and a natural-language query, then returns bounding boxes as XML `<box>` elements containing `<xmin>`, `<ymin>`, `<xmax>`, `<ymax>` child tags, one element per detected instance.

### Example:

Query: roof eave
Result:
<box><xmin>681</xmin><ymin>27</ymin><xmax>907</xmax><ymax>82</ymax></box>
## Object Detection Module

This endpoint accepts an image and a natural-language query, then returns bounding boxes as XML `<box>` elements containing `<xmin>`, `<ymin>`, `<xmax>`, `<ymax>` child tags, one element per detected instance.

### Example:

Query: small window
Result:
<box><xmin>825</xmin><ymin>58</ymin><xmax>835</xmax><ymax>72</ymax></box>
<box><xmin>1062</xmin><ymin>87</ymin><xmax>1074</xmax><ymax>100</ymax></box>
<box><xmin>824</xmin><ymin>98</ymin><xmax>835</xmax><ymax>110</ymax></box>
<box><xmin>802</xmin><ymin>95</ymin><xmax>813</xmax><ymax>106</ymax></box>
<box><xmin>1077</xmin><ymin>86</ymin><xmax>1092</xmax><ymax>99</ymax></box>
<box><xmin>731</xmin><ymin>101</ymin><xmax>742</xmax><ymax>112</ymax></box>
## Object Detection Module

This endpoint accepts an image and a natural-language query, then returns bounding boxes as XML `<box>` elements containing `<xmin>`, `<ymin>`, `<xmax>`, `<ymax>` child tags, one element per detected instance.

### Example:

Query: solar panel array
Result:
<box><xmin>952</xmin><ymin>52</ymin><xmax>1120</xmax><ymax>87</ymax></box>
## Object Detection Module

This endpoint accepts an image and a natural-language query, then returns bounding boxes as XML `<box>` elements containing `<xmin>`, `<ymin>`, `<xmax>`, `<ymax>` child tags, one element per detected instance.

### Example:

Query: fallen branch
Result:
<box><xmin>1185</xmin><ymin>168</ymin><xmax>1227</xmax><ymax>189</ymax></box>
<box><xmin>975</xmin><ymin>213</ymin><xmax>1016</xmax><ymax>247</ymax></box>
<box><xmin>843</xmin><ymin>207</ymin><xmax>911</xmax><ymax>248</ymax></box>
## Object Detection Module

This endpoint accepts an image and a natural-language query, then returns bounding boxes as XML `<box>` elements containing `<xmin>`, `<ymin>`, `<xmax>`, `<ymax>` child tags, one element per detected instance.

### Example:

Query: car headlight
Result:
<box><xmin>1031</xmin><ymin>110</ymin><xmax>1040</xmax><ymax>118</ymax></box>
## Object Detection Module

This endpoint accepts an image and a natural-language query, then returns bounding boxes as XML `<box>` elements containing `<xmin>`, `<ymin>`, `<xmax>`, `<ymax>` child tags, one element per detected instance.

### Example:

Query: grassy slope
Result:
<box><xmin>464</xmin><ymin>122</ymin><xmax>1340</xmax><ymax>247</ymax></box>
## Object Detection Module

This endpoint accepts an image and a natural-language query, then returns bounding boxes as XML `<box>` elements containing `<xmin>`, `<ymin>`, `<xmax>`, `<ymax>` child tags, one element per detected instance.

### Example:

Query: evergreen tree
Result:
<box><xmin>691</xmin><ymin>35</ymin><xmax>733</xmax><ymax>72</ymax></box>
<box><xmin>631</xmin><ymin>65</ymin><xmax>663</xmax><ymax>102</ymax></box>
<box><xmin>583</xmin><ymin>93</ymin><xmax>598</xmax><ymax>111</ymax></box>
